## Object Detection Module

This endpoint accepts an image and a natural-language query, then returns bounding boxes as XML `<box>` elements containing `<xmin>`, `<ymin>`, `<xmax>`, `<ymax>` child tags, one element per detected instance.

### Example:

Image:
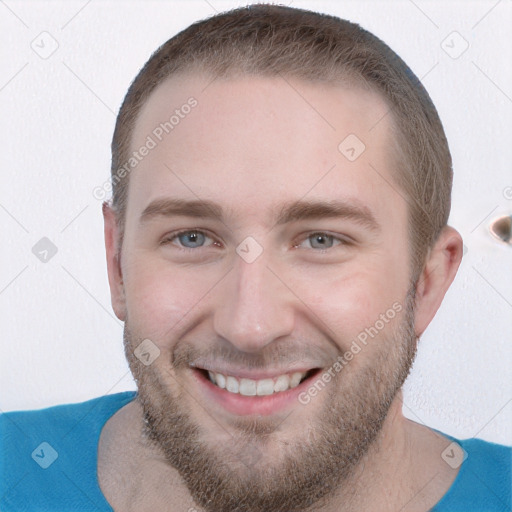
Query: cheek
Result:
<box><xmin>296</xmin><ymin>259</ymin><xmax>407</xmax><ymax>348</ymax></box>
<box><xmin>122</xmin><ymin>257</ymin><xmax>214</xmax><ymax>347</ymax></box>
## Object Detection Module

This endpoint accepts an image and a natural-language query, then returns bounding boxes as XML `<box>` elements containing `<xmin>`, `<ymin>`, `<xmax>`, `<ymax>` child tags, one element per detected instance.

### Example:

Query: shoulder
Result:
<box><xmin>0</xmin><ymin>391</ymin><xmax>136</xmax><ymax>512</ymax></box>
<box><xmin>461</xmin><ymin>437</ymin><xmax>511</xmax><ymax>469</ymax></box>
<box><xmin>1</xmin><ymin>392</ymin><xmax>136</xmax><ymax>431</ymax></box>
<box><xmin>0</xmin><ymin>392</ymin><xmax>137</xmax><ymax>458</ymax></box>
<box><xmin>433</xmin><ymin>435</ymin><xmax>511</xmax><ymax>511</ymax></box>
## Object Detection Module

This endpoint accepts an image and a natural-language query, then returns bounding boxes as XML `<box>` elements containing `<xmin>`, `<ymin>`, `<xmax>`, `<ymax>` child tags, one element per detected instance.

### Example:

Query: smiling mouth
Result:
<box><xmin>197</xmin><ymin>368</ymin><xmax>320</xmax><ymax>397</ymax></box>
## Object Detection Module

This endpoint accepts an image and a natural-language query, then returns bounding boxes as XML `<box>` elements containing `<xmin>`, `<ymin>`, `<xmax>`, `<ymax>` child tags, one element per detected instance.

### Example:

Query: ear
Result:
<box><xmin>103</xmin><ymin>202</ymin><xmax>126</xmax><ymax>322</ymax></box>
<box><xmin>414</xmin><ymin>226</ymin><xmax>463</xmax><ymax>337</ymax></box>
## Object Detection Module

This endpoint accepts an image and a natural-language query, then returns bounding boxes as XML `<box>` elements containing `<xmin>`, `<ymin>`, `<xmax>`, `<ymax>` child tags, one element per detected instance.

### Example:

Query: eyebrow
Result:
<box><xmin>139</xmin><ymin>197</ymin><xmax>380</xmax><ymax>232</ymax></box>
<box><xmin>140</xmin><ymin>198</ymin><xmax>223</xmax><ymax>223</ymax></box>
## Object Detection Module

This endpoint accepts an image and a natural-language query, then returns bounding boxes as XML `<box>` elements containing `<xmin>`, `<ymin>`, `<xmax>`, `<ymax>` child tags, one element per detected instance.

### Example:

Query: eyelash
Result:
<box><xmin>161</xmin><ymin>229</ymin><xmax>352</xmax><ymax>252</ymax></box>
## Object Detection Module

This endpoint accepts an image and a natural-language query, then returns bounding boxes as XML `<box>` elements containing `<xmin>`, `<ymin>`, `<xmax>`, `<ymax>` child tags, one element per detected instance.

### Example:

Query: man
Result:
<box><xmin>1</xmin><ymin>4</ymin><xmax>510</xmax><ymax>511</ymax></box>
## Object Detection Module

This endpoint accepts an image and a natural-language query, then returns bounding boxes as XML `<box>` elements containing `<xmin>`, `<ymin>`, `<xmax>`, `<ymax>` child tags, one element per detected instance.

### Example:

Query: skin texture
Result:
<box><xmin>99</xmin><ymin>74</ymin><xmax>463</xmax><ymax>511</ymax></box>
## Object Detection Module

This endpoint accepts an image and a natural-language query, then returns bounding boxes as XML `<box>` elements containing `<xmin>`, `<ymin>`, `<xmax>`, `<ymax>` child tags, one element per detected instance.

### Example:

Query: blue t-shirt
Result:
<box><xmin>1</xmin><ymin>392</ymin><xmax>510</xmax><ymax>511</ymax></box>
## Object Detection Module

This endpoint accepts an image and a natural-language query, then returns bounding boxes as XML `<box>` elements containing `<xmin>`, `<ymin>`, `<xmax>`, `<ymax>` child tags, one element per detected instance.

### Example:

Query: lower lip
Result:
<box><xmin>192</xmin><ymin>369</ymin><xmax>320</xmax><ymax>416</ymax></box>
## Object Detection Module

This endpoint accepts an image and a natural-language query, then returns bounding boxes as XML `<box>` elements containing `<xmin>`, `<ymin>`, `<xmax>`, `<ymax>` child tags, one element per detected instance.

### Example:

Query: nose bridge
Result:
<box><xmin>213</xmin><ymin>251</ymin><xmax>294</xmax><ymax>352</ymax></box>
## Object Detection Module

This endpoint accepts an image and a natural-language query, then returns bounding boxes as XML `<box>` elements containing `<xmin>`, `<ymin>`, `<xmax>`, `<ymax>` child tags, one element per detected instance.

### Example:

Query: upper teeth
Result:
<box><xmin>207</xmin><ymin>371</ymin><xmax>308</xmax><ymax>396</ymax></box>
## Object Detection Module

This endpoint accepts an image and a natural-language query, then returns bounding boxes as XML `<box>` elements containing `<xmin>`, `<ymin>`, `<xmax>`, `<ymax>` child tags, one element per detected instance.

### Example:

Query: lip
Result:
<box><xmin>191</xmin><ymin>367</ymin><xmax>322</xmax><ymax>416</ymax></box>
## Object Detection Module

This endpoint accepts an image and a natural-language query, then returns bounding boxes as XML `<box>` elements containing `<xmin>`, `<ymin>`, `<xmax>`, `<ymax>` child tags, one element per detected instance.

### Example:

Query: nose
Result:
<box><xmin>213</xmin><ymin>250</ymin><xmax>295</xmax><ymax>353</ymax></box>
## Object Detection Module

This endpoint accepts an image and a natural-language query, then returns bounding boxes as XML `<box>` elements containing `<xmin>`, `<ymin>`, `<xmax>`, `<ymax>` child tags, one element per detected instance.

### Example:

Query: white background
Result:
<box><xmin>1</xmin><ymin>0</ymin><xmax>511</xmax><ymax>445</ymax></box>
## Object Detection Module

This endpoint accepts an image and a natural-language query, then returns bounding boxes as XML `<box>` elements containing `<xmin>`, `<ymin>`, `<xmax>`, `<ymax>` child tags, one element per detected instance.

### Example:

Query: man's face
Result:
<box><xmin>118</xmin><ymin>74</ymin><xmax>417</xmax><ymax>511</ymax></box>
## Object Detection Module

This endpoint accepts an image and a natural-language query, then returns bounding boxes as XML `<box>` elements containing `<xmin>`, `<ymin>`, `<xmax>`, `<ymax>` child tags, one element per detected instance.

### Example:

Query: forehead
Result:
<box><xmin>127</xmin><ymin>72</ymin><xmax>405</xmax><ymax>230</ymax></box>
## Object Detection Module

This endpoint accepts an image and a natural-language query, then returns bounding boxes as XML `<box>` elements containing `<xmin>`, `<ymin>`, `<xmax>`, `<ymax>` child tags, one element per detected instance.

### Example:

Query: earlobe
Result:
<box><xmin>102</xmin><ymin>202</ymin><xmax>127</xmax><ymax>322</ymax></box>
<box><xmin>413</xmin><ymin>226</ymin><xmax>463</xmax><ymax>337</ymax></box>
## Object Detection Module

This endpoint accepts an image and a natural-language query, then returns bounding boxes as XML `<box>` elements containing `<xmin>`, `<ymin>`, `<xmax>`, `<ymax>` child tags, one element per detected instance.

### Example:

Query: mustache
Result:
<box><xmin>171</xmin><ymin>341</ymin><xmax>339</xmax><ymax>371</ymax></box>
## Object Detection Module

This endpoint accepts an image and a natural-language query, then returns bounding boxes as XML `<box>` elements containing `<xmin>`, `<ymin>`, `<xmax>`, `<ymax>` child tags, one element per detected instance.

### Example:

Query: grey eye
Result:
<box><xmin>308</xmin><ymin>233</ymin><xmax>335</xmax><ymax>249</ymax></box>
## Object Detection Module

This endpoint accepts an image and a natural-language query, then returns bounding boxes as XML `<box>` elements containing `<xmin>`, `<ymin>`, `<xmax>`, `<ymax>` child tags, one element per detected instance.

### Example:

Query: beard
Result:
<box><xmin>123</xmin><ymin>289</ymin><xmax>418</xmax><ymax>512</ymax></box>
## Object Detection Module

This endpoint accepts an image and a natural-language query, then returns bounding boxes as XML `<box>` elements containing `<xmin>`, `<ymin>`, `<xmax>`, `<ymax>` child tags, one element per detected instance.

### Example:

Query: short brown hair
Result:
<box><xmin>110</xmin><ymin>3</ymin><xmax>452</xmax><ymax>280</ymax></box>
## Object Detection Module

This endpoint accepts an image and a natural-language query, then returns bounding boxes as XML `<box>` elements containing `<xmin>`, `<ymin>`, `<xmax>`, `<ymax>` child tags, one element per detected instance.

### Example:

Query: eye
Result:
<box><xmin>161</xmin><ymin>229</ymin><xmax>217</xmax><ymax>250</ymax></box>
<box><xmin>294</xmin><ymin>232</ymin><xmax>348</xmax><ymax>250</ymax></box>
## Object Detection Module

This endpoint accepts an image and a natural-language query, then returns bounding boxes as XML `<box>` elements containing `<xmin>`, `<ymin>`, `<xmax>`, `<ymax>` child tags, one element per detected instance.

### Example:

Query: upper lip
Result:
<box><xmin>190</xmin><ymin>363</ymin><xmax>319</xmax><ymax>380</ymax></box>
